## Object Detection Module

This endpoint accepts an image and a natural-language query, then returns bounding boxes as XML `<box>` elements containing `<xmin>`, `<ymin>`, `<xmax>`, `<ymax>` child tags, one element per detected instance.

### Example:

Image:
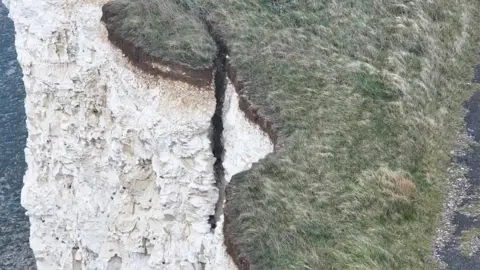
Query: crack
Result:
<box><xmin>208</xmin><ymin>21</ymin><xmax>229</xmax><ymax>231</ymax></box>
<box><xmin>205</xmin><ymin>21</ymin><xmax>278</xmax><ymax>270</ymax></box>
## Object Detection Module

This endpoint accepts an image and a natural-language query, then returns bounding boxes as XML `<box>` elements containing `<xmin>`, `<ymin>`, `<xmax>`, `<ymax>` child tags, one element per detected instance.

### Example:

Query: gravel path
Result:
<box><xmin>434</xmin><ymin>65</ymin><xmax>480</xmax><ymax>269</ymax></box>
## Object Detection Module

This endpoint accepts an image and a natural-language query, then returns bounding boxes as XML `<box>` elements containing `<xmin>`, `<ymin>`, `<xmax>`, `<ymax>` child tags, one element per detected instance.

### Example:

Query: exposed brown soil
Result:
<box><xmin>101</xmin><ymin>5</ymin><xmax>214</xmax><ymax>89</ymax></box>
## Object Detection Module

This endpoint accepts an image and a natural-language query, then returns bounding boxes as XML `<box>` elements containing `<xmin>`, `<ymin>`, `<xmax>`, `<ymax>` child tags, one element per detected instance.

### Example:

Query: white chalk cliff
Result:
<box><xmin>5</xmin><ymin>0</ymin><xmax>273</xmax><ymax>269</ymax></box>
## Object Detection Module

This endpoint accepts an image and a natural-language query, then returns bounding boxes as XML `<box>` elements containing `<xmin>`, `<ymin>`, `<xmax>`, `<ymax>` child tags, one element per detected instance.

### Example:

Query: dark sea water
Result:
<box><xmin>0</xmin><ymin>2</ymin><xmax>36</xmax><ymax>269</ymax></box>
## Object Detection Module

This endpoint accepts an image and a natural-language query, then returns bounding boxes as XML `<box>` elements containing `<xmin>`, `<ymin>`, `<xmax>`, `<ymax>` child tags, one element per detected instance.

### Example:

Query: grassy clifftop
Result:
<box><xmin>101</xmin><ymin>0</ymin><xmax>216</xmax><ymax>67</ymax></box>
<box><xmin>102</xmin><ymin>0</ymin><xmax>480</xmax><ymax>268</ymax></box>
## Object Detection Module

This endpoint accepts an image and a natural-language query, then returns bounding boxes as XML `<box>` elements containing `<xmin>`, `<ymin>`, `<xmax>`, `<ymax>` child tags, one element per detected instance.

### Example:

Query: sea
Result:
<box><xmin>0</xmin><ymin>2</ymin><xmax>36</xmax><ymax>269</ymax></box>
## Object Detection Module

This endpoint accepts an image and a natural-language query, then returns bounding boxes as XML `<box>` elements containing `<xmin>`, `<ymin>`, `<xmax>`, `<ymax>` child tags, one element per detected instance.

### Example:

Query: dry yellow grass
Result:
<box><xmin>364</xmin><ymin>166</ymin><xmax>416</xmax><ymax>202</ymax></box>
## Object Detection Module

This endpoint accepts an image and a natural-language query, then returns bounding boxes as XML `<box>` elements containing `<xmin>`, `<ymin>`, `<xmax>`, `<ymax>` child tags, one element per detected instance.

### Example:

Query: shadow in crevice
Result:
<box><xmin>208</xmin><ymin>23</ymin><xmax>229</xmax><ymax>230</ymax></box>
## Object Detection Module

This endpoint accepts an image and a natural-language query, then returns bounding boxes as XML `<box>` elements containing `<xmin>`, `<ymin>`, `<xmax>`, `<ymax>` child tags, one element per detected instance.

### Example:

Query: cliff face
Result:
<box><xmin>5</xmin><ymin>0</ymin><xmax>273</xmax><ymax>269</ymax></box>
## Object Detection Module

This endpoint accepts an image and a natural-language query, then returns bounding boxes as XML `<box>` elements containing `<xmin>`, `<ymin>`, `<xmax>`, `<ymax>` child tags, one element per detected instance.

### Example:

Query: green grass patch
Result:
<box><xmin>459</xmin><ymin>197</ymin><xmax>480</xmax><ymax>216</ymax></box>
<box><xmin>354</xmin><ymin>72</ymin><xmax>400</xmax><ymax>101</ymax></box>
<box><xmin>104</xmin><ymin>0</ymin><xmax>480</xmax><ymax>268</ymax></box>
<box><xmin>459</xmin><ymin>228</ymin><xmax>480</xmax><ymax>257</ymax></box>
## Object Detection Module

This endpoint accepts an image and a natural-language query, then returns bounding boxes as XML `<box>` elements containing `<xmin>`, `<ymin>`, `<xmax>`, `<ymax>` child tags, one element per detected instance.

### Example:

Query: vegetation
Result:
<box><xmin>459</xmin><ymin>197</ymin><xmax>480</xmax><ymax>216</ymax></box>
<box><xmin>102</xmin><ymin>0</ymin><xmax>216</xmax><ymax>66</ymax></box>
<box><xmin>459</xmin><ymin>228</ymin><xmax>480</xmax><ymax>257</ymax></box>
<box><xmin>104</xmin><ymin>0</ymin><xmax>480</xmax><ymax>268</ymax></box>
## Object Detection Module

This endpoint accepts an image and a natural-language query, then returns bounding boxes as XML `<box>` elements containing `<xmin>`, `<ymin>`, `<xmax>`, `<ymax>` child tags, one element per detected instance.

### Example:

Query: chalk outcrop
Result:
<box><xmin>5</xmin><ymin>0</ymin><xmax>273</xmax><ymax>269</ymax></box>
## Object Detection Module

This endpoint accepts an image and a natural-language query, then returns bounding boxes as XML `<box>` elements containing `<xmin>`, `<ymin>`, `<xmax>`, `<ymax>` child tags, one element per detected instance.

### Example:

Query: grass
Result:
<box><xmin>459</xmin><ymin>228</ymin><xmax>480</xmax><ymax>257</ymax></box>
<box><xmin>104</xmin><ymin>0</ymin><xmax>480</xmax><ymax>268</ymax></box>
<box><xmin>459</xmin><ymin>197</ymin><xmax>480</xmax><ymax>216</ymax></box>
<box><xmin>102</xmin><ymin>0</ymin><xmax>216</xmax><ymax>67</ymax></box>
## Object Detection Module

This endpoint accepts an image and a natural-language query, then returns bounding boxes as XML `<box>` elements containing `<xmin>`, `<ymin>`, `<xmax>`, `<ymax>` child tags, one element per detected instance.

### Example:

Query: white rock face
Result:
<box><xmin>222</xmin><ymin>82</ymin><xmax>274</xmax><ymax>182</ymax></box>
<box><xmin>5</xmin><ymin>0</ymin><xmax>273</xmax><ymax>269</ymax></box>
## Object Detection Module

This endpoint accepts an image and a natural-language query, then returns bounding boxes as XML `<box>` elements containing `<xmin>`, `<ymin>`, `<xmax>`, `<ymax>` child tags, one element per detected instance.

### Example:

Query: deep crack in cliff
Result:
<box><xmin>205</xmin><ymin>19</ymin><xmax>278</xmax><ymax>269</ymax></box>
<box><xmin>209</xmin><ymin>23</ymin><xmax>229</xmax><ymax>231</ymax></box>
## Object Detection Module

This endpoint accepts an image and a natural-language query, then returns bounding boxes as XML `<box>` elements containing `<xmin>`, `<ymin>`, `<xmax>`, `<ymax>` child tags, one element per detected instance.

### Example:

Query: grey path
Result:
<box><xmin>0</xmin><ymin>2</ymin><xmax>36</xmax><ymax>269</ymax></box>
<box><xmin>437</xmin><ymin>66</ymin><xmax>480</xmax><ymax>269</ymax></box>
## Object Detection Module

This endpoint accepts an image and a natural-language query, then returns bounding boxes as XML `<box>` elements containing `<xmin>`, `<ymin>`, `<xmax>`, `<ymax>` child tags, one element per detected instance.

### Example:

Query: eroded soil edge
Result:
<box><xmin>101</xmin><ymin>5</ymin><xmax>213</xmax><ymax>88</ymax></box>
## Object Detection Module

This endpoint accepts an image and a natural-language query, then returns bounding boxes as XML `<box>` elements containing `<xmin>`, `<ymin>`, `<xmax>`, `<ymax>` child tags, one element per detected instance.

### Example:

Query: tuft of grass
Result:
<box><xmin>459</xmin><ymin>228</ymin><xmax>480</xmax><ymax>257</ymax></box>
<box><xmin>105</xmin><ymin>0</ymin><xmax>480</xmax><ymax>268</ymax></box>
<box><xmin>354</xmin><ymin>72</ymin><xmax>400</xmax><ymax>101</ymax></box>
<box><xmin>459</xmin><ymin>196</ymin><xmax>480</xmax><ymax>216</ymax></box>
